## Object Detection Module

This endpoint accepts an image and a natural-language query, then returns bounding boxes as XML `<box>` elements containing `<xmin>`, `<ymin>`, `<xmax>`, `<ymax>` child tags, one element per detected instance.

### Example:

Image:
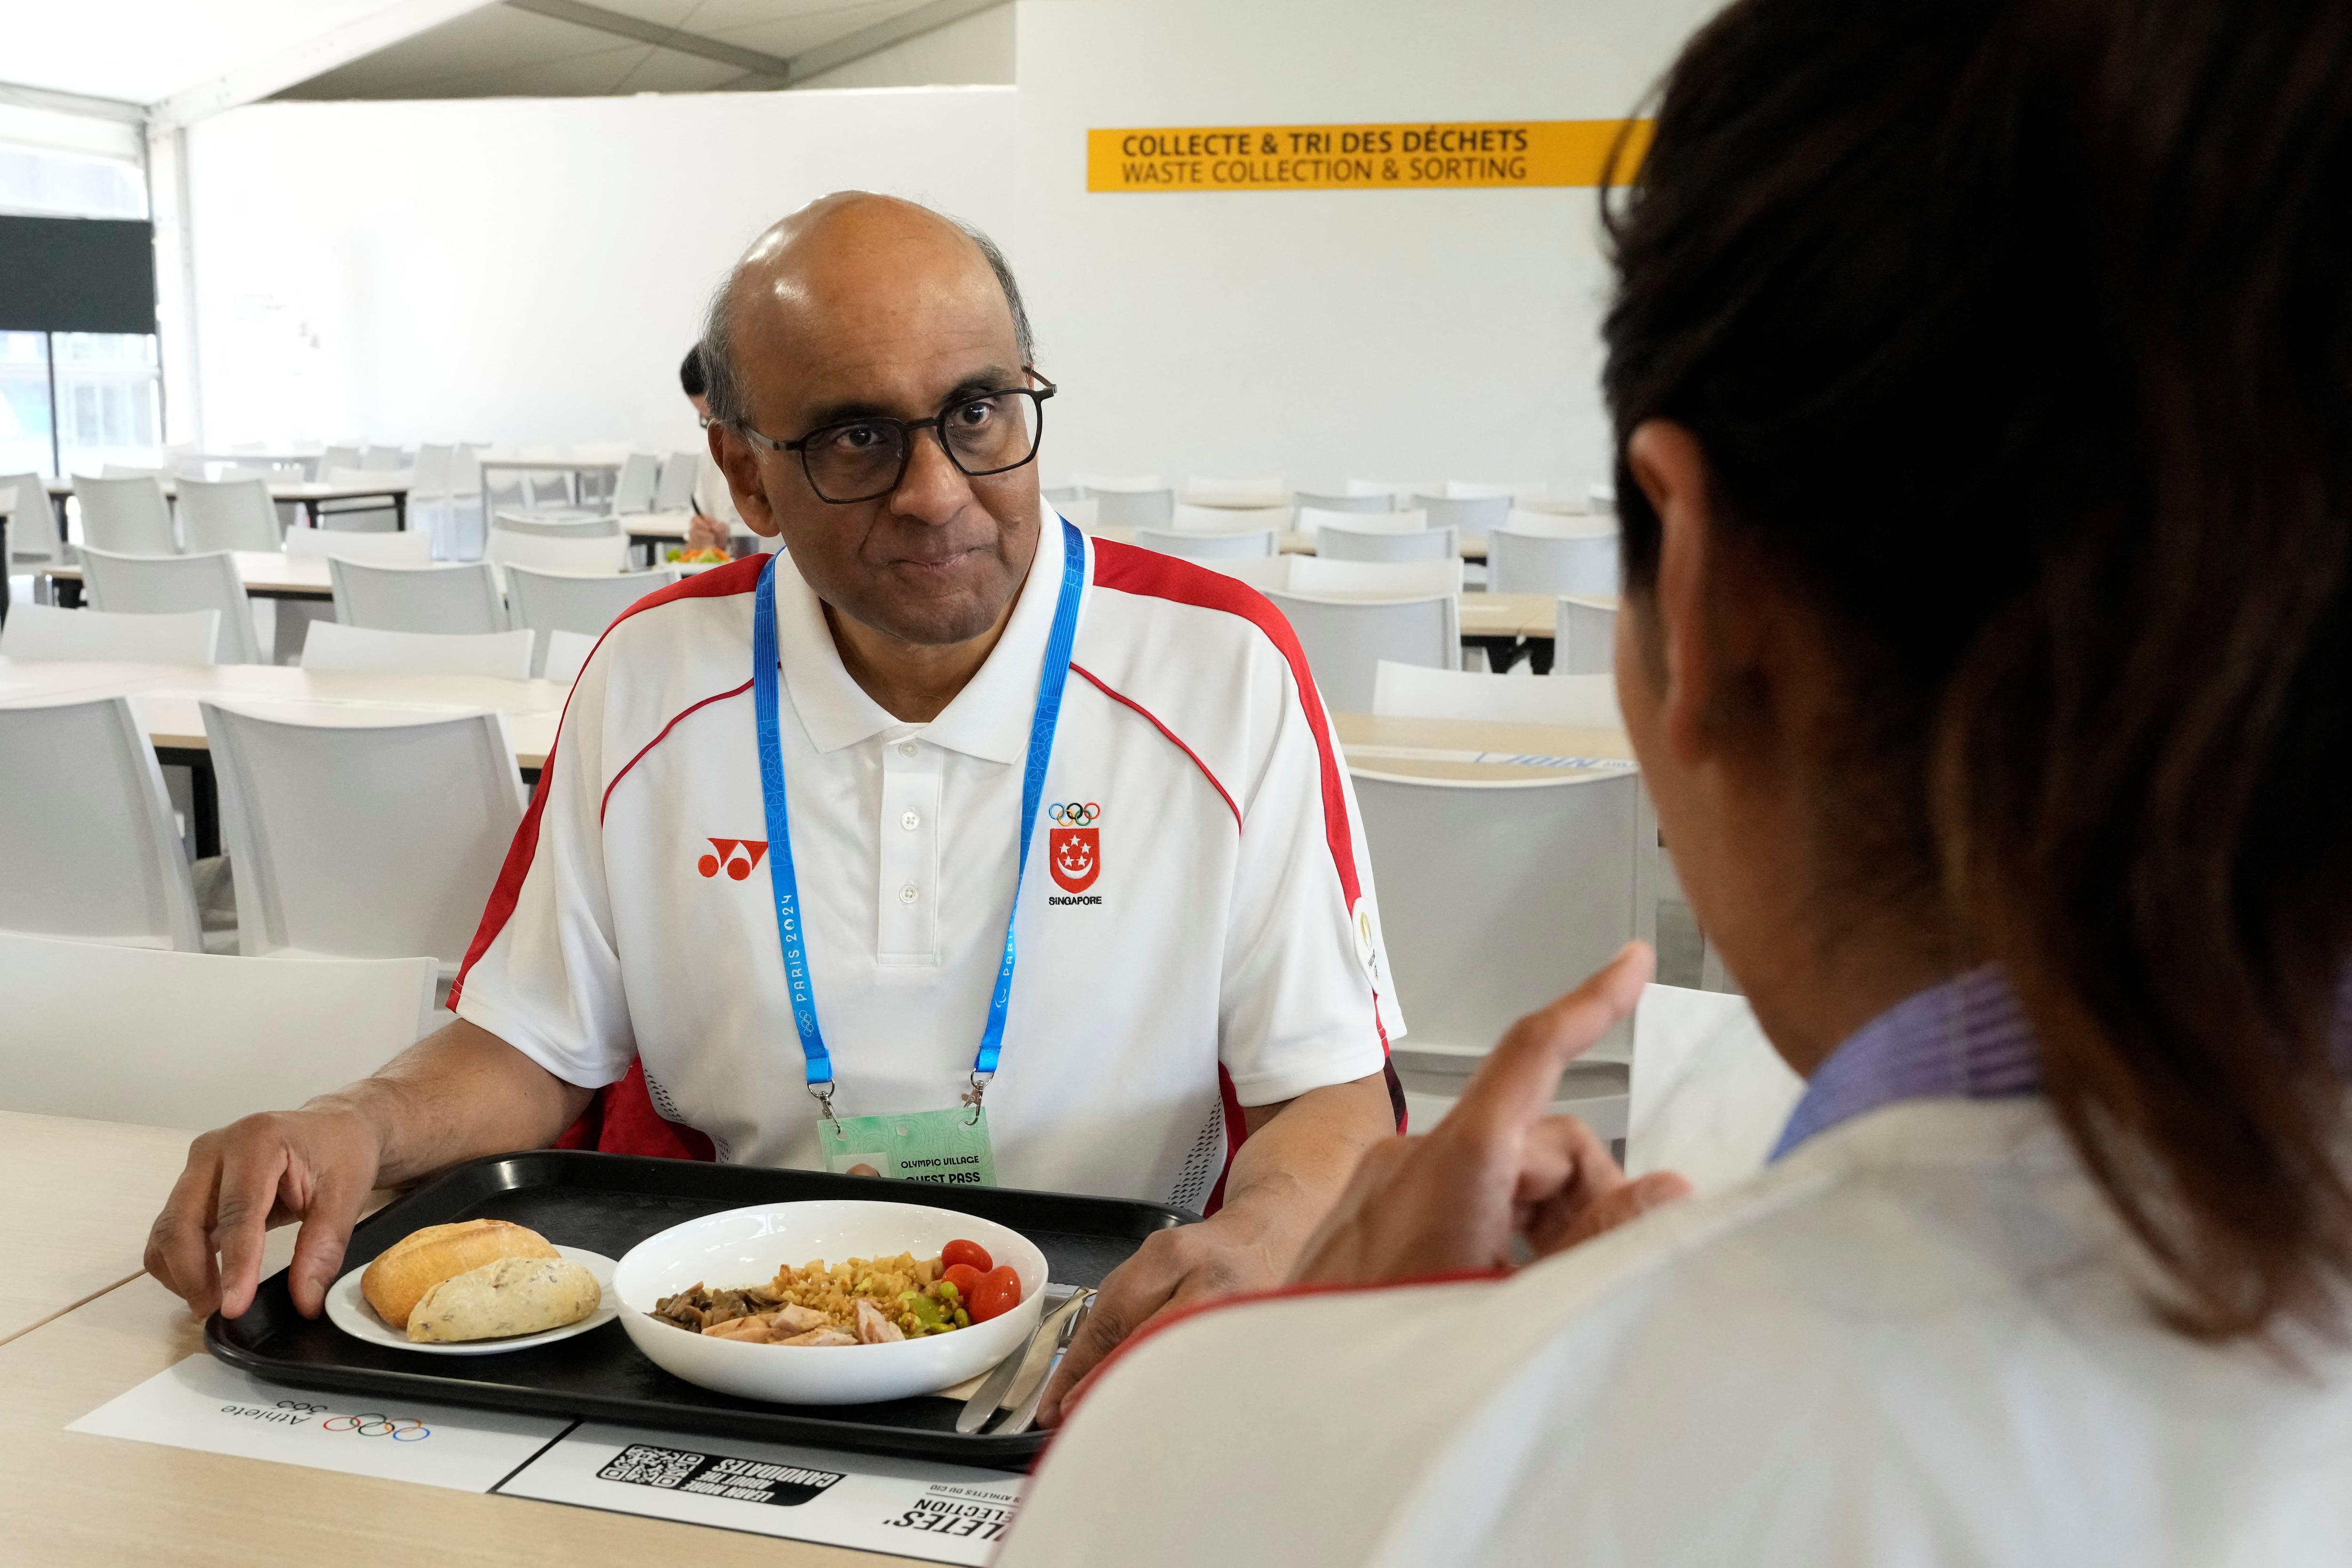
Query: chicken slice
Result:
<box><xmin>703</xmin><ymin>1315</ymin><xmax>776</xmax><ymax>1343</ymax></box>
<box><xmin>771</xmin><ymin>1305</ymin><xmax>832</xmax><ymax>1335</ymax></box>
<box><xmin>855</xmin><ymin>1297</ymin><xmax>906</xmax><ymax>1344</ymax></box>
<box><xmin>778</xmin><ymin>1326</ymin><xmax>859</xmax><ymax>1347</ymax></box>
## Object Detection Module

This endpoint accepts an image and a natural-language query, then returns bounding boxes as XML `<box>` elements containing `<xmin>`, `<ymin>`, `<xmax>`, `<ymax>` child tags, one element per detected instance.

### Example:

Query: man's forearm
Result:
<box><xmin>1220</xmin><ymin>1070</ymin><xmax>1397</xmax><ymax>1251</ymax></box>
<box><xmin>309</xmin><ymin>1017</ymin><xmax>596</xmax><ymax>1186</ymax></box>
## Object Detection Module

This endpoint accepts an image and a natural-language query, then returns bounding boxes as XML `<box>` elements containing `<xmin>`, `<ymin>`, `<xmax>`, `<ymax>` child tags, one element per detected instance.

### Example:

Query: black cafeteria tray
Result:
<box><xmin>207</xmin><ymin>1150</ymin><xmax>1189</xmax><ymax>1467</ymax></box>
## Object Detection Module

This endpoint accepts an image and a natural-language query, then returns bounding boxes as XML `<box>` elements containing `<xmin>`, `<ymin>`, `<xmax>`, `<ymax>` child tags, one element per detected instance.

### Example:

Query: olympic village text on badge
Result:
<box><xmin>1086</xmin><ymin>119</ymin><xmax>1653</xmax><ymax>192</ymax></box>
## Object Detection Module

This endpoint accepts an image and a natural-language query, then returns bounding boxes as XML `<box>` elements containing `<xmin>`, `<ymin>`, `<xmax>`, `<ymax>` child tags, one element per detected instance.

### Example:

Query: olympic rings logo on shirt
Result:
<box><xmin>1048</xmin><ymin>802</ymin><xmax>1101</xmax><ymax>825</ymax></box>
<box><xmin>320</xmin><ymin>1411</ymin><xmax>433</xmax><ymax>1441</ymax></box>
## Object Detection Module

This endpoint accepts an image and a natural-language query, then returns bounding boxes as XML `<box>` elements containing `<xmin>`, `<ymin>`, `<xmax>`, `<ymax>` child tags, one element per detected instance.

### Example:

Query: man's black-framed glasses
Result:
<box><xmin>734</xmin><ymin>372</ymin><xmax>1056</xmax><ymax>504</ymax></box>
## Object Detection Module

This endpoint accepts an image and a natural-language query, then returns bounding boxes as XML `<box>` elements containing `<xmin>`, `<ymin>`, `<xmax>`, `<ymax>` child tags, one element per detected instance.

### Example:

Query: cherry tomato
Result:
<box><xmin>942</xmin><ymin>1262</ymin><xmax>984</xmax><ymax>1299</ymax></box>
<box><xmin>967</xmin><ymin>1265</ymin><xmax>1022</xmax><ymax>1323</ymax></box>
<box><xmin>941</xmin><ymin>1239</ymin><xmax>993</xmax><ymax>1274</ymax></box>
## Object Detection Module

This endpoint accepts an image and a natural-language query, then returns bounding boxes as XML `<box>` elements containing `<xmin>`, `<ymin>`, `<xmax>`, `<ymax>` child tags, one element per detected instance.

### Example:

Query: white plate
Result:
<box><xmin>612</xmin><ymin>1201</ymin><xmax>1048</xmax><ymax>1406</ymax></box>
<box><xmin>326</xmin><ymin>1244</ymin><xmax>619</xmax><ymax>1355</ymax></box>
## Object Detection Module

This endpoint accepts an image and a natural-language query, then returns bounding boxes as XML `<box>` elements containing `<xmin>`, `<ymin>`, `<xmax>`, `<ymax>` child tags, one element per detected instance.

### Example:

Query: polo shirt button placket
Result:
<box><xmin>877</xmin><ymin>733</ymin><xmax>942</xmax><ymax>966</ymax></box>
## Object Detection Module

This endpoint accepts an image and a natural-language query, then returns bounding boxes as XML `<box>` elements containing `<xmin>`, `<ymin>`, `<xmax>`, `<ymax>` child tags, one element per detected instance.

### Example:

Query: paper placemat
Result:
<box><xmin>72</xmin><ymin>1356</ymin><xmax>1024</xmax><ymax>1563</ymax></box>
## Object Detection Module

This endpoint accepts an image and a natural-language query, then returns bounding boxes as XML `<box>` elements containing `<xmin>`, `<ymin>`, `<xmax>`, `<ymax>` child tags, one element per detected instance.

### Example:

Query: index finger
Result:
<box><xmin>1452</xmin><ymin>942</ymin><xmax>1653</xmax><ymax>1131</ymax></box>
<box><xmin>210</xmin><ymin>1139</ymin><xmax>291</xmax><ymax>1320</ymax></box>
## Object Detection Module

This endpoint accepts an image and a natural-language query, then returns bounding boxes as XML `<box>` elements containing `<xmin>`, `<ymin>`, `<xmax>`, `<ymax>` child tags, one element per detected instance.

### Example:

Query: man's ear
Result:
<box><xmin>710</xmin><ymin>423</ymin><xmax>781</xmax><ymax>539</ymax></box>
<box><xmin>1625</xmin><ymin>420</ymin><xmax>1723</xmax><ymax>769</ymax></box>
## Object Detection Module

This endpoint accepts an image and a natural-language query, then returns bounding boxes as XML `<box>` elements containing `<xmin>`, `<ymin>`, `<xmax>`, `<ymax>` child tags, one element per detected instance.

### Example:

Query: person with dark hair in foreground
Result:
<box><xmin>1003</xmin><ymin>0</ymin><xmax>2352</xmax><ymax>1560</ymax></box>
<box><xmin>675</xmin><ymin>343</ymin><xmax>738</xmax><ymax>555</ymax></box>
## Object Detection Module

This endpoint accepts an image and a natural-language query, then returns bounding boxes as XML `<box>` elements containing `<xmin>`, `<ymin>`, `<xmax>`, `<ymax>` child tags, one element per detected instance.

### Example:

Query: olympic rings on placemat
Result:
<box><xmin>322</xmin><ymin>1411</ymin><xmax>432</xmax><ymax>1440</ymax></box>
<box><xmin>1047</xmin><ymin>802</ymin><xmax>1101</xmax><ymax>825</ymax></box>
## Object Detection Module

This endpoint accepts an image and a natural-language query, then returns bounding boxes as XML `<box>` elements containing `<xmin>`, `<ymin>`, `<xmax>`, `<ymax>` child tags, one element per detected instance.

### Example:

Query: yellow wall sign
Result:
<box><xmin>1087</xmin><ymin>119</ymin><xmax>1649</xmax><ymax>193</ymax></box>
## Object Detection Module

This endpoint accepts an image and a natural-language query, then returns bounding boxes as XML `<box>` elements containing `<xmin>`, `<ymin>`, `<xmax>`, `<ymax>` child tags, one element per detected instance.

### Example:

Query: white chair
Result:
<box><xmin>100</xmin><ymin>463</ymin><xmax>166</xmax><ymax>479</ymax></box>
<box><xmin>543</xmin><ymin>628</ymin><xmax>597</xmax><ymax>687</ymax></box>
<box><xmin>4</xmin><ymin>472</ymin><xmax>68</xmax><ymax>600</ymax></box>
<box><xmin>1051</xmin><ymin>495</ymin><xmax>1101</xmax><ymax>530</ymax></box>
<box><xmin>656</xmin><ymin>451</ymin><xmax>701</xmax><ymax>512</ymax></box>
<box><xmin>1073</xmin><ymin>471</ymin><xmax>1165</xmax><ymax>493</ymax></box>
<box><xmin>361</xmin><ymin>445</ymin><xmax>410</xmax><ymax>470</ymax></box>
<box><xmin>1442</xmin><ymin>480</ymin><xmax>1520</xmax><ymax>500</ymax></box>
<box><xmin>176</xmin><ymin>476</ymin><xmax>283</xmax><ymax>554</ymax></box>
<box><xmin>1589</xmin><ymin>480</ymin><xmax>1618</xmax><ymax>514</ymax></box>
<box><xmin>489</xmin><ymin>513</ymin><xmax>621</xmax><ymax>539</ymax></box>
<box><xmin>1297</xmin><ymin>507</ymin><xmax>1430</xmax><ymax>540</ymax></box>
<box><xmin>282</xmin><ymin>525</ymin><xmax>435</xmax><ymax>566</ymax></box>
<box><xmin>1133</xmin><ymin>528</ymin><xmax>1277</xmax><ymax>560</ymax></box>
<box><xmin>328</xmin><ymin>558</ymin><xmax>507</xmax><ymax>634</ymax></box>
<box><xmin>1625</xmin><ymin>983</ymin><xmax>1803</xmax><ymax>1193</ymax></box>
<box><xmin>321</xmin><ymin>444</ymin><xmax>364</xmax><ymax>473</ymax></box>
<box><xmin>0</xmin><ymin>602</ymin><xmax>219</xmax><ymax>665</ymax></box>
<box><xmin>610</xmin><ymin>453</ymin><xmax>660</xmax><ymax>514</ymax></box>
<box><xmin>1556</xmin><ymin>595</ymin><xmax>1617</xmax><ymax>674</ymax></box>
<box><xmin>505</xmin><ymin>565</ymin><xmax>676</xmax><ymax>675</ymax></box>
<box><xmin>1182</xmin><ymin>476</ymin><xmax>1286</xmax><ymax>507</ymax></box>
<box><xmin>300</xmin><ymin>621</ymin><xmax>534</xmax><ymax>679</ymax></box>
<box><xmin>1372</xmin><ymin>662</ymin><xmax>1622</xmax><ymax>729</ymax></box>
<box><xmin>1512</xmin><ymin>487</ymin><xmax>1591</xmax><ymax>516</ymax></box>
<box><xmin>1346</xmin><ymin>479</ymin><xmax>1420</xmax><ymax>501</ymax></box>
<box><xmin>1293</xmin><ymin>490</ymin><xmax>1392</xmax><ymax>514</ymax></box>
<box><xmin>204</xmin><ymin>700</ymin><xmax>527</xmax><ymax>977</ymax></box>
<box><xmin>79</xmin><ymin>548</ymin><xmax>262</xmax><ymax>663</ymax></box>
<box><xmin>1316</xmin><ymin>520</ymin><xmax>1460</xmax><ymax>563</ymax></box>
<box><xmin>1288</xmin><ymin>556</ymin><xmax>1464</xmax><ymax>597</ymax></box>
<box><xmin>1263</xmin><ymin>591</ymin><xmax>1458</xmax><ymax>712</ymax></box>
<box><xmin>446</xmin><ymin>444</ymin><xmax>489</xmax><ymax>557</ymax></box>
<box><xmin>1355</xmin><ymin>767</ymin><xmax>1654</xmax><ymax>1139</ymax></box>
<box><xmin>1488</xmin><ymin>522</ymin><xmax>1620</xmax><ymax>597</ymax></box>
<box><xmin>0</xmin><ymin>932</ymin><xmax>436</xmax><ymax>1128</ymax></box>
<box><xmin>1410</xmin><ymin>493</ymin><xmax>1512</xmax><ymax>537</ymax></box>
<box><xmin>1092</xmin><ymin>488</ymin><xmax>1174</xmax><ymax>527</ymax></box>
<box><xmin>73</xmin><ymin>475</ymin><xmax>176</xmax><ymax>555</ymax></box>
<box><xmin>1170</xmin><ymin>501</ymin><xmax>1291</xmax><ymax>534</ymax></box>
<box><xmin>1193</xmin><ymin>556</ymin><xmax>1294</xmax><ymax>593</ymax></box>
<box><xmin>0</xmin><ymin>698</ymin><xmax>203</xmax><ymax>951</ymax></box>
<box><xmin>521</xmin><ymin>471</ymin><xmax>578</xmax><ymax>512</ymax></box>
<box><xmin>485</xmin><ymin>527</ymin><xmax>631</xmax><ymax>575</ymax></box>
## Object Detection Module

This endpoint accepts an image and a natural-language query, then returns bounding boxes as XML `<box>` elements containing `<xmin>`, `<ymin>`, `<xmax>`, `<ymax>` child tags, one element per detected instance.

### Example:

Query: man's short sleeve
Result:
<box><xmin>449</xmin><ymin>644</ymin><xmax>637</xmax><ymax>1089</ymax></box>
<box><xmin>1215</xmin><ymin>660</ymin><xmax>1404</xmax><ymax>1107</ymax></box>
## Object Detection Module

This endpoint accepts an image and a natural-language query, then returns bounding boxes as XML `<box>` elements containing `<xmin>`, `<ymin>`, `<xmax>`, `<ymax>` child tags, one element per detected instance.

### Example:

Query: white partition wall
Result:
<box><xmin>183</xmin><ymin>87</ymin><xmax>1018</xmax><ymax>450</ymax></box>
<box><xmin>1012</xmin><ymin>0</ymin><xmax>1721</xmax><ymax>493</ymax></box>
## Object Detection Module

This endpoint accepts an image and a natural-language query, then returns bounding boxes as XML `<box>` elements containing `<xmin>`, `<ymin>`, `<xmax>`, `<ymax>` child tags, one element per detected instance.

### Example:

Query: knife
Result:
<box><xmin>955</xmin><ymin>1288</ymin><xmax>1082</xmax><ymax>1434</ymax></box>
<box><xmin>993</xmin><ymin>1290</ymin><xmax>1093</xmax><ymax>1437</ymax></box>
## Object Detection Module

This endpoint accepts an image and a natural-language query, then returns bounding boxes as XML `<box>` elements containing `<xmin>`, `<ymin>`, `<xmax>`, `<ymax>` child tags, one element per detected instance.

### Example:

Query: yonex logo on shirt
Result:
<box><xmin>698</xmin><ymin>837</ymin><xmax>770</xmax><ymax>881</ymax></box>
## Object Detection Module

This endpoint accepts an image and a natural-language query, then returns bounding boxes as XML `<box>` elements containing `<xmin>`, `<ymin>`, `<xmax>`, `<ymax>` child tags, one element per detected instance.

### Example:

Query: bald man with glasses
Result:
<box><xmin>146</xmin><ymin>192</ymin><xmax>1407</xmax><ymax>1423</ymax></box>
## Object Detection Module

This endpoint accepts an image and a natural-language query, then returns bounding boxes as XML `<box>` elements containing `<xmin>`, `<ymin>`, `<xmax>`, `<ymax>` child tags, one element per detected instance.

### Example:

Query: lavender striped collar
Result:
<box><xmin>1769</xmin><ymin>964</ymin><xmax>2042</xmax><ymax>1160</ymax></box>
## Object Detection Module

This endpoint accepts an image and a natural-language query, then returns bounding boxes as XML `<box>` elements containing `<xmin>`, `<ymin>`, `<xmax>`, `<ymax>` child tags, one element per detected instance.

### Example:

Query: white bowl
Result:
<box><xmin>612</xmin><ymin>1200</ymin><xmax>1047</xmax><ymax>1406</ymax></box>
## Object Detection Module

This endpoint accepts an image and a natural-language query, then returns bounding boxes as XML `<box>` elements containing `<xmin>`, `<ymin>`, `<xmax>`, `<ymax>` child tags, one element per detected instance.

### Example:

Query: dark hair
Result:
<box><xmin>699</xmin><ymin>209</ymin><xmax>1034</xmax><ymax>431</ymax></box>
<box><xmin>1605</xmin><ymin>0</ymin><xmax>2352</xmax><ymax>1341</ymax></box>
<box><xmin>678</xmin><ymin>344</ymin><xmax>707</xmax><ymax>400</ymax></box>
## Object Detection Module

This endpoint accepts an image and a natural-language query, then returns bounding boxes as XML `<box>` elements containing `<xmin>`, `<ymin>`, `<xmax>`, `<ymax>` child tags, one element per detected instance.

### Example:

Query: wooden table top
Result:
<box><xmin>48</xmin><ymin>479</ymin><xmax>411</xmax><ymax>500</ymax></box>
<box><xmin>42</xmin><ymin>551</ymin><xmax>335</xmax><ymax>596</ymax></box>
<box><xmin>1332</xmin><ymin>710</ymin><xmax>1635</xmax><ymax>783</ymax></box>
<box><xmin>0</xmin><ymin>659</ymin><xmax>566</xmax><ymax>771</ymax></box>
<box><xmin>0</xmin><ymin>1111</ymin><xmax>196</xmax><ymax>1347</ymax></box>
<box><xmin>0</xmin><ymin>1115</ymin><xmax>879</xmax><ymax>1566</ymax></box>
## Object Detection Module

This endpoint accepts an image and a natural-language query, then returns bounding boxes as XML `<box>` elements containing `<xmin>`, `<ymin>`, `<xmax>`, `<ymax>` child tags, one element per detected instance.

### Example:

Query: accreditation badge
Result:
<box><xmin>818</xmin><ymin>1106</ymin><xmax>999</xmax><ymax>1188</ymax></box>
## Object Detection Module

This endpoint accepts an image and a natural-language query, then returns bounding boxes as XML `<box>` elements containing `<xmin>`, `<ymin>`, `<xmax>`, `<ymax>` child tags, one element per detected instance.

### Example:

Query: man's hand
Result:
<box><xmin>146</xmin><ymin>1106</ymin><xmax>384</xmax><ymax>1321</ymax></box>
<box><xmin>142</xmin><ymin>1019</ymin><xmax>593</xmax><ymax>1322</ymax></box>
<box><xmin>1294</xmin><ymin>944</ymin><xmax>1691</xmax><ymax>1288</ymax></box>
<box><xmin>1037</xmin><ymin>1070</ymin><xmax>1394</xmax><ymax>1426</ymax></box>
<box><xmin>685</xmin><ymin>512</ymin><xmax>731</xmax><ymax>552</ymax></box>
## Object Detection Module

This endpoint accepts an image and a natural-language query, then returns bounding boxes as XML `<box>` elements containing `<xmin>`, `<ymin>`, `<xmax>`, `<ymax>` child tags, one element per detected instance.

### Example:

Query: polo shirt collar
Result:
<box><xmin>775</xmin><ymin>501</ymin><xmax>1080</xmax><ymax>765</ymax></box>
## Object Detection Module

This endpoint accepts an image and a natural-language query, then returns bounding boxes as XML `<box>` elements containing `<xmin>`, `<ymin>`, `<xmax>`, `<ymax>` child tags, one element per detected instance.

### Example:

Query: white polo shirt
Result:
<box><xmin>452</xmin><ymin>514</ymin><xmax>1403</xmax><ymax>1207</ymax></box>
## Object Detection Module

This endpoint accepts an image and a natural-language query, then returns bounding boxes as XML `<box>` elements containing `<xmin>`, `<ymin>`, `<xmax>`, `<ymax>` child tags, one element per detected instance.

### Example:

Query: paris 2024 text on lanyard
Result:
<box><xmin>751</xmin><ymin>517</ymin><xmax>1086</xmax><ymax>1188</ymax></box>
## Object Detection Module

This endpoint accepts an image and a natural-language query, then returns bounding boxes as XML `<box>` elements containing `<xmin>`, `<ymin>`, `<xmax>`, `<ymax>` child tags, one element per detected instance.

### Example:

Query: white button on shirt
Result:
<box><xmin>452</xmin><ymin>514</ymin><xmax>1403</xmax><ymax>1206</ymax></box>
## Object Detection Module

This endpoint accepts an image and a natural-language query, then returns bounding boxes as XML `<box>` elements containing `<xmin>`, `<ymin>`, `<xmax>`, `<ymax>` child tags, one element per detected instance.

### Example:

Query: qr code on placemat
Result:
<box><xmin>599</xmin><ymin>1443</ymin><xmax>707</xmax><ymax>1489</ymax></box>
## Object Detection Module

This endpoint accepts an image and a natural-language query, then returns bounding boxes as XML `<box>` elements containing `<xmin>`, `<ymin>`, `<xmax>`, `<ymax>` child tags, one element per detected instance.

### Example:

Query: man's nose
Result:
<box><xmin>888</xmin><ymin>429</ymin><xmax>977</xmax><ymax>525</ymax></box>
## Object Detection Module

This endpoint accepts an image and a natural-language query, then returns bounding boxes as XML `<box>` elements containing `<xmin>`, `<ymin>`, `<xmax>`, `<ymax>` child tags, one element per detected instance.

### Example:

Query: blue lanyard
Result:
<box><xmin>752</xmin><ymin>517</ymin><xmax>1087</xmax><ymax>1120</ymax></box>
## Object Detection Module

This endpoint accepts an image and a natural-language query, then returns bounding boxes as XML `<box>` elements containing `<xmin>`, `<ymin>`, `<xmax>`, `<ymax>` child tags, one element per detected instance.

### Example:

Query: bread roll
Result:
<box><xmin>407</xmin><ymin>1256</ymin><xmax>601</xmax><ymax>1343</ymax></box>
<box><xmin>361</xmin><ymin>1219</ymin><xmax>560</xmax><ymax>1330</ymax></box>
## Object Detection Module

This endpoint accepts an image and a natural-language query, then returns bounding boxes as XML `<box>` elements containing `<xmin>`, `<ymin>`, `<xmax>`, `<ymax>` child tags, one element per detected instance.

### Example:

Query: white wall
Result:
<box><xmin>184</xmin><ymin>86</ymin><xmax>1017</xmax><ymax>449</ymax></box>
<box><xmin>1013</xmin><ymin>0</ymin><xmax>1721</xmax><ymax>495</ymax></box>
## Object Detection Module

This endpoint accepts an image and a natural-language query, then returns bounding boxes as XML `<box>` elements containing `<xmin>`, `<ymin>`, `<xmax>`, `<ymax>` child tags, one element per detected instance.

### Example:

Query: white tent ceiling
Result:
<box><xmin>2</xmin><ymin>0</ymin><xmax>1001</xmax><ymax>116</ymax></box>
